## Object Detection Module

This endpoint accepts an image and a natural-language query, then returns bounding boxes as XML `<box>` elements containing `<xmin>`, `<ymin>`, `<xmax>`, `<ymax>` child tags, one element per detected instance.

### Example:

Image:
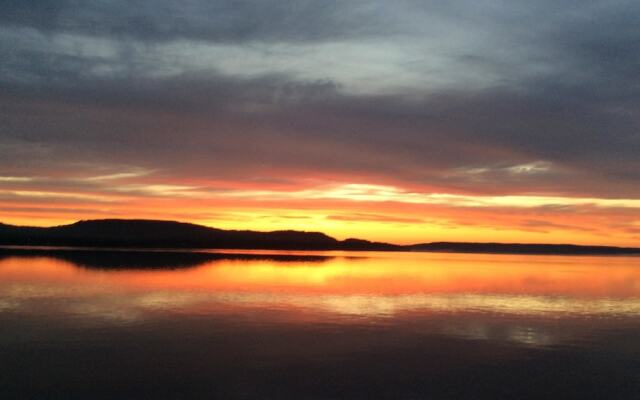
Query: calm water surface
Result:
<box><xmin>1</xmin><ymin>249</ymin><xmax>639</xmax><ymax>399</ymax></box>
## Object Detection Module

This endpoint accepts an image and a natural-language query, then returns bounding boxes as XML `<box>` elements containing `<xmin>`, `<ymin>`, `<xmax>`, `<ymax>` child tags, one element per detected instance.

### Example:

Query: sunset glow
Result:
<box><xmin>1</xmin><ymin>1</ymin><xmax>639</xmax><ymax>247</ymax></box>
<box><xmin>2</xmin><ymin>174</ymin><xmax>639</xmax><ymax>245</ymax></box>
<box><xmin>3</xmin><ymin>3</ymin><xmax>640</xmax><ymax>399</ymax></box>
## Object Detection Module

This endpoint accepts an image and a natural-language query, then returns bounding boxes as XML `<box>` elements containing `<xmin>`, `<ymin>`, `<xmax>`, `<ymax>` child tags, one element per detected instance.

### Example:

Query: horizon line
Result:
<box><xmin>2</xmin><ymin>217</ymin><xmax>639</xmax><ymax>250</ymax></box>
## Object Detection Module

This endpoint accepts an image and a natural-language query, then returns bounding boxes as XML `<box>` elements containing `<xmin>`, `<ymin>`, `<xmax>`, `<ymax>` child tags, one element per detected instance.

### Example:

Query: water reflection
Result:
<box><xmin>0</xmin><ymin>247</ymin><xmax>332</xmax><ymax>269</ymax></box>
<box><xmin>1</xmin><ymin>249</ymin><xmax>640</xmax><ymax>399</ymax></box>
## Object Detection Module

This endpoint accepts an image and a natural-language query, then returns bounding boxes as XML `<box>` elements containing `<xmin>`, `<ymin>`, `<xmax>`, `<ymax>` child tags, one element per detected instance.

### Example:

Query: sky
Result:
<box><xmin>1</xmin><ymin>0</ymin><xmax>639</xmax><ymax>246</ymax></box>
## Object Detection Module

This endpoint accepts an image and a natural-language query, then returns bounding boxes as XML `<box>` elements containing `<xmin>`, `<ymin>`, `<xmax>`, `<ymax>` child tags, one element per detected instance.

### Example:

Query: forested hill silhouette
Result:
<box><xmin>409</xmin><ymin>242</ymin><xmax>640</xmax><ymax>255</ymax></box>
<box><xmin>0</xmin><ymin>219</ymin><xmax>398</xmax><ymax>250</ymax></box>
<box><xmin>0</xmin><ymin>219</ymin><xmax>638</xmax><ymax>254</ymax></box>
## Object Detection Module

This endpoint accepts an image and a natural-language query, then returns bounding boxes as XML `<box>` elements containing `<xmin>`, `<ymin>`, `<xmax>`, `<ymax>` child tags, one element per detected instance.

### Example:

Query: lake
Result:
<box><xmin>1</xmin><ymin>249</ymin><xmax>639</xmax><ymax>399</ymax></box>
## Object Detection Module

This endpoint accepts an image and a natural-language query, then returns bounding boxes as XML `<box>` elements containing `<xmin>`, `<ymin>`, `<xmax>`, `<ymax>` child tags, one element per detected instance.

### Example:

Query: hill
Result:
<box><xmin>408</xmin><ymin>242</ymin><xmax>640</xmax><ymax>255</ymax></box>
<box><xmin>0</xmin><ymin>219</ymin><xmax>399</xmax><ymax>251</ymax></box>
<box><xmin>0</xmin><ymin>219</ymin><xmax>638</xmax><ymax>254</ymax></box>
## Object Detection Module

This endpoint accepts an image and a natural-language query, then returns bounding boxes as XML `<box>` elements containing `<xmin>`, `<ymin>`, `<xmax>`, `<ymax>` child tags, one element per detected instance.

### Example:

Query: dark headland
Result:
<box><xmin>0</xmin><ymin>219</ymin><xmax>639</xmax><ymax>255</ymax></box>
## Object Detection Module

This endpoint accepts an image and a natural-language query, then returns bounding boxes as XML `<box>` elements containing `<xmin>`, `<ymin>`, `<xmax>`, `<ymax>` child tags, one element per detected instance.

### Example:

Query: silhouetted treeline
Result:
<box><xmin>410</xmin><ymin>242</ymin><xmax>640</xmax><ymax>255</ymax></box>
<box><xmin>0</xmin><ymin>219</ymin><xmax>638</xmax><ymax>255</ymax></box>
<box><xmin>0</xmin><ymin>219</ymin><xmax>399</xmax><ymax>251</ymax></box>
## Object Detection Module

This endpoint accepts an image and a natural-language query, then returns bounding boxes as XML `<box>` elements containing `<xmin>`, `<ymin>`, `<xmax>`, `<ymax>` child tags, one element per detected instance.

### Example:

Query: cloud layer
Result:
<box><xmin>1</xmin><ymin>1</ymin><xmax>639</xmax><ymax>244</ymax></box>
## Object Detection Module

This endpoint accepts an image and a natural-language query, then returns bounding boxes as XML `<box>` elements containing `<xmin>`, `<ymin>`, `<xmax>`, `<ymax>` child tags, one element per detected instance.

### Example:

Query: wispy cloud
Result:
<box><xmin>82</xmin><ymin>170</ymin><xmax>152</xmax><ymax>182</ymax></box>
<box><xmin>0</xmin><ymin>176</ymin><xmax>36</xmax><ymax>182</ymax></box>
<box><xmin>214</xmin><ymin>183</ymin><xmax>640</xmax><ymax>210</ymax></box>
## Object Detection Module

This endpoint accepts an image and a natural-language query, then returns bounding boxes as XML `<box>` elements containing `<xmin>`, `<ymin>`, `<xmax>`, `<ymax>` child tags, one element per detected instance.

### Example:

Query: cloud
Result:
<box><xmin>1</xmin><ymin>0</ymin><xmax>639</xmax><ymax>244</ymax></box>
<box><xmin>326</xmin><ymin>213</ymin><xmax>424</xmax><ymax>224</ymax></box>
<box><xmin>2</xmin><ymin>64</ymin><xmax>638</xmax><ymax>198</ymax></box>
<box><xmin>0</xmin><ymin>0</ymin><xmax>388</xmax><ymax>44</ymax></box>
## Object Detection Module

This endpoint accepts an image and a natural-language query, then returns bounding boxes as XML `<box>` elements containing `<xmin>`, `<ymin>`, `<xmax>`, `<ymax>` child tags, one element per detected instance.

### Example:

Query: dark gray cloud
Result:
<box><xmin>1</xmin><ymin>68</ymin><xmax>637</xmax><ymax>198</ymax></box>
<box><xmin>0</xmin><ymin>0</ymin><xmax>386</xmax><ymax>43</ymax></box>
<box><xmin>0</xmin><ymin>0</ymin><xmax>639</xmax><ymax>199</ymax></box>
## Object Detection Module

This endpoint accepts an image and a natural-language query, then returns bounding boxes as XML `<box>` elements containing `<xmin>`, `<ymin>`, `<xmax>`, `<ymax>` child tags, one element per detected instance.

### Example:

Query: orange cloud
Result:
<box><xmin>1</xmin><ymin>172</ymin><xmax>639</xmax><ymax>246</ymax></box>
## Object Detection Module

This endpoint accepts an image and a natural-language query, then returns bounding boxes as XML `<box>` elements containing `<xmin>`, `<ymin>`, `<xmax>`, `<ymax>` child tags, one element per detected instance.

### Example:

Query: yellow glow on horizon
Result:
<box><xmin>1</xmin><ymin>179</ymin><xmax>639</xmax><ymax>247</ymax></box>
<box><xmin>205</xmin><ymin>214</ymin><xmax>626</xmax><ymax>246</ymax></box>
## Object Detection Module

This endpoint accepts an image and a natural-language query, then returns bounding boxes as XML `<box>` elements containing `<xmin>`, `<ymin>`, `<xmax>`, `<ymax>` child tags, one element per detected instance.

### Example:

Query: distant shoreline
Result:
<box><xmin>1</xmin><ymin>219</ymin><xmax>639</xmax><ymax>256</ymax></box>
<box><xmin>1</xmin><ymin>245</ymin><xmax>639</xmax><ymax>258</ymax></box>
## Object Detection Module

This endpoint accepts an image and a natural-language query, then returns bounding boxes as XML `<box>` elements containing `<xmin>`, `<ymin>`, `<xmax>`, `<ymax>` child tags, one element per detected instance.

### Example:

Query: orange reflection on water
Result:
<box><xmin>1</xmin><ymin>252</ymin><xmax>639</xmax><ymax>299</ymax></box>
<box><xmin>3</xmin><ymin>251</ymin><xmax>640</xmax><ymax>359</ymax></box>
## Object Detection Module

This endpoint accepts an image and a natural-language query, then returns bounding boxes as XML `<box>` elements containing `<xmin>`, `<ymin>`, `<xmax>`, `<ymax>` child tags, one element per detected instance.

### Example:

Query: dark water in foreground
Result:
<box><xmin>1</xmin><ymin>249</ymin><xmax>640</xmax><ymax>399</ymax></box>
